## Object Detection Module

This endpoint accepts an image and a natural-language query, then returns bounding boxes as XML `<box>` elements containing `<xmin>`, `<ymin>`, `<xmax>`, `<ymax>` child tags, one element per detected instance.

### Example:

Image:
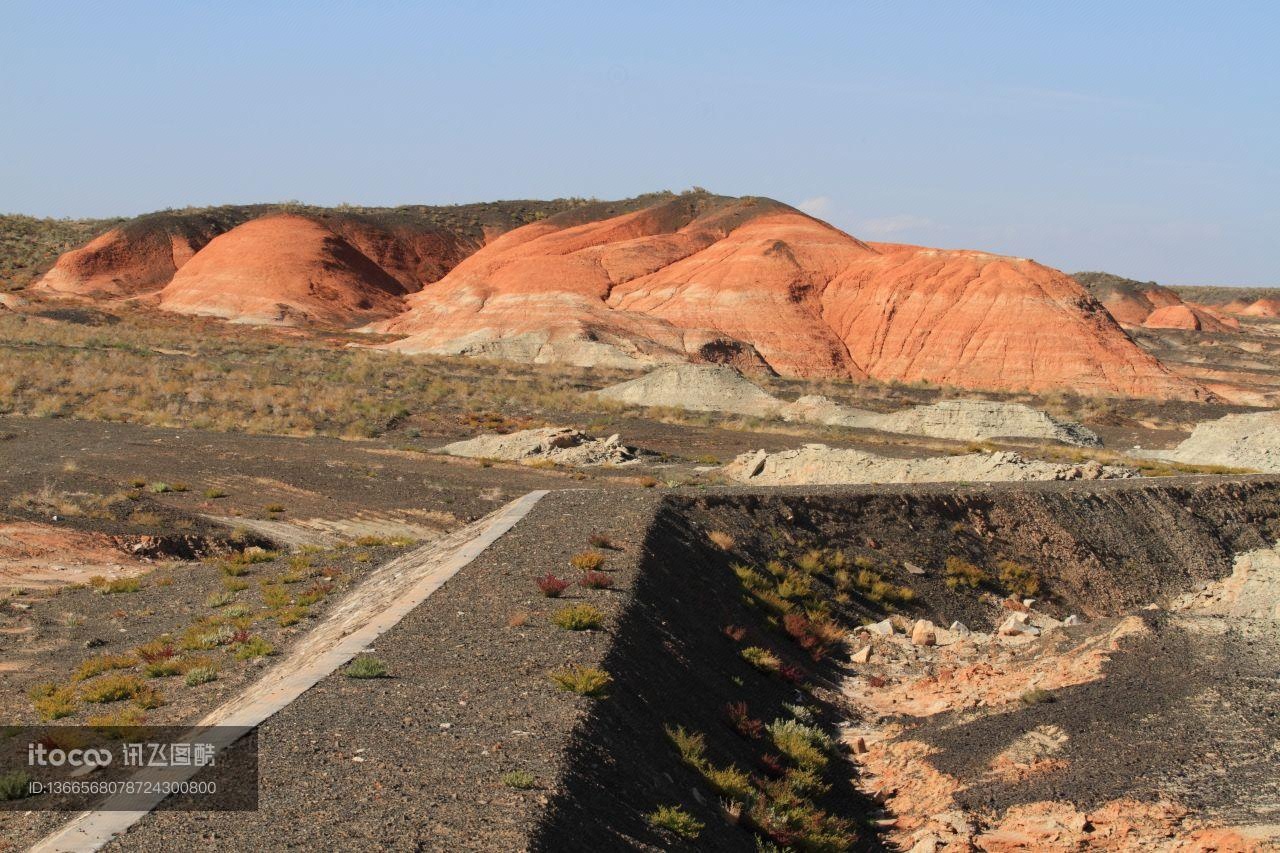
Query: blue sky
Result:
<box><xmin>1</xmin><ymin>1</ymin><xmax>1276</xmax><ymax>284</ymax></box>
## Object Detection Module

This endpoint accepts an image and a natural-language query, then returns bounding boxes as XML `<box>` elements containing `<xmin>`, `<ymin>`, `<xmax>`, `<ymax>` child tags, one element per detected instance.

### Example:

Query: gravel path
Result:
<box><xmin>29</xmin><ymin>491</ymin><xmax>548</xmax><ymax>853</ymax></box>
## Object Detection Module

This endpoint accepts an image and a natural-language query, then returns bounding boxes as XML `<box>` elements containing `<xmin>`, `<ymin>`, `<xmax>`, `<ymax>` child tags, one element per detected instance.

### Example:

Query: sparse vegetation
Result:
<box><xmin>0</xmin><ymin>770</ymin><xmax>31</xmax><ymax>801</ymax></box>
<box><xmin>569</xmin><ymin>551</ymin><xmax>605</xmax><ymax>572</ymax></box>
<box><xmin>1020</xmin><ymin>687</ymin><xmax>1055</xmax><ymax>705</ymax></box>
<box><xmin>551</xmin><ymin>603</ymin><xmax>604</xmax><ymax>631</ymax></box>
<box><xmin>708</xmin><ymin>530</ymin><xmax>735</xmax><ymax>550</ymax></box>
<box><xmin>549</xmin><ymin>665</ymin><xmax>611</xmax><ymax>697</ymax></box>
<box><xmin>184</xmin><ymin>666</ymin><xmax>218</xmax><ymax>686</ymax></box>
<box><xmin>998</xmin><ymin>560</ymin><xmax>1041</xmax><ymax>598</ymax></box>
<box><xmin>646</xmin><ymin>805</ymin><xmax>703</xmax><ymax>839</ymax></box>
<box><xmin>579</xmin><ymin>570</ymin><xmax>613</xmax><ymax>590</ymax></box>
<box><xmin>943</xmin><ymin>556</ymin><xmax>989</xmax><ymax>589</ymax></box>
<box><xmin>344</xmin><ymin>656</ymin><xmax>388</xmax><ymax>679</ymax></box>
<box><xmin>501</xmin><ymin>770</ymin><xmax>537</xmax><ymax>789</ymax></box>
<box><xmin>535</xmin><ymin>573</ymin><xmax>570</xmax><ymax>597</ymax></box>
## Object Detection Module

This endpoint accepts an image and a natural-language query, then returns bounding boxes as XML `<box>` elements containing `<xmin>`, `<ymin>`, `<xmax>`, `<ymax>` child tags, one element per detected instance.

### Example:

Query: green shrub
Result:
<box><xmin>0</xmin><ymin>770</ymin><xmax>31</xmax><ymax>801</ymax></box>
<box><xmin>549</xmin><ymin>665</ymin><xmax>610</xmax><ymax>697</ymax></box>
<box><xmin>551</xmin><ymin>603</ymin><xmax>604</xmax><ymax>631</ymax></box>
<box><xmin>1020</xmin><ymin>687</ymin><xmax>1054</xmax><ymax>705</ymax></box>
<box><xmin>344</xmin><ymin>656</ymin><xmax>388</xmax><ymax>679</ymax></box>
<box><xmin>704</xmin><ymin>764</ymin><xmax>753</xmax><ymax>803</ymax></box>
<box><xmin>73</xmin><ymin>653</ymin><xmax>136</xmax><ymax>682</ymax></box>
<box><xmin>664</xmin><ymin>724</ymin><xmax>706</xmax><ymax>769</ymax></box>
<box><xmin>144</xmin><ymin>659</ymin><xmax>183</xmax><ymax>678</ymax></box>
<box><xmin>30</xmin><ymin>684</ymin><xmax>77</xmax><ymax>720</ymax></box>
<box><xmin>184</xmin><ymin>666</ymin><xmax>218</xmax><ymax>686</ymax></box>
<box><xmin>767</xmin><ymin>718</ymin><xmax>832</xmax><ymax>771</ymax></box>
<box><xmin>205</xmin><ymin>590</ymin><xmax>235</xmax><ymax>608</ymax></box>
<box><xmin>943</xmin><ymin>556</ymin><xmax>989</xmax><ymax>589</ymax></box>
<box><xmin>647</xmin><ymin>805</ymin><xmax>703</xmax><ymax>839</ymax></box>
<box><xmin>998</xmin><ymin>560</ymin><xmax>1041</xmax><ymax>598</ymax></box>
<box><xmin>233</xmin><ymin>637</ymin><xmax>275</xmax><ymax>660</ymax></box>
<box><xmin>501</xmin><ymin>770</ymin><xmax>537</xmax><ymax>789</ymax></box>
<box><xmin>740</xmin><ymin>646</ymin><xmax>780</xmax><ymax>674</ymax></box>
<box><xmin>100</xmin><ymin>577</ymin><xmax>141</xmax><ymax>594</ymax></box>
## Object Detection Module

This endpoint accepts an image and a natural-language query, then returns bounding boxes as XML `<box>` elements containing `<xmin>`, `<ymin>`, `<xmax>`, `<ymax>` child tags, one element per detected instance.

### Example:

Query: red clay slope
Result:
<box><xmin>33</xmin><ymin>219</ymin><xmax>226</xmax><ymax>299</ymax></box>
<box><xmin>157</xmin><ymin>215</ymin><xmax>410</xmax><ymax>326</ymax></box>
<box><xmin>1142</xmin><ymin>303</ymin><xmax>1240</xmax><ymax>332</ymax></box>
<box><xmin>374</xmin><ymin>194</ymin><xmax>1203</xmax><ymax>399</ymax></box>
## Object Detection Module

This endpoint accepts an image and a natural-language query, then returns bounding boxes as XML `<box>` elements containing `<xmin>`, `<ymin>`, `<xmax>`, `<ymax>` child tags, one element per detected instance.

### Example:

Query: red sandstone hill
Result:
<box><xmin>29</xmin><ymin>199</ymin><xmax>592</xmax><ymax>311</ymax></box>
<box><xmin>156</xmin><ymin>215</ymin><xmax>413</xmax><ymax>326</ymax></box>
<box><xmin>374</xmin><ymin>193</ymin><xmax>1204</xmax><ymax>399</ymax></box>
<box><xmin>1142</xmin><ymin>303</ymin><xmax>1240</xmax><ymax>332</ymax></box>
<box><xmin>33</xmin><ymin>213</ymin><xmax>235</xmax><ymax>299</ymax></box>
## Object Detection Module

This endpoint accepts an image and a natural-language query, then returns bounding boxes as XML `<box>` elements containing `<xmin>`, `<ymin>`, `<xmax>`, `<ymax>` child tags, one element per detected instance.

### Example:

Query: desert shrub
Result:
<box><xmin>73</xmin><ymin>653</ymin><xmax>137</xmax><ymax>682</ymax></box>
<box><xmin>665</xmin><ymin>724</ymin><xmax>707</xmax><ymax>768</ymax></box>
<box><xmin>795</xmin><ymin>549</ymin><xmax>825</xmax><ymax>574</ymax></box>
<box><xmin>551</xmin><ymin>603</ymin><xmax>603</xmax><ymax>631</ymax></box>
<box><xmin>943</xmin><ymin>556</ymin><xmax>989</xmax><ymax>589</ymax></box>
<box><xmin>569</xmin><ymin>551</ymin><xmax>605</xmax><ymax>572</ymax></box>
<box><xmin>708</xmin><ymin>530</ymin><xmax>735</xmax><ymax>550</ymax></box>
<box><xmin>501</xmin><ymin>770</ymin><xmax>537</xmax><ymax>789</ymax></box>
<box><xmin>81</xmin><ymin>674</ymin><xmax>150</xmax><ymax>705</ymax></box>
<box><xmin>722</xmin><ymin>624</ymin><xmax>747</xmax><ymax>642</ymax></box>
<box><xmin>30</xmin><ymin>684</ymin><xmax>77</xmax><ymax>720</ymax></box>
<box><xmin>184</xmin><ymin>667</ymin><xmax>218</xmax><ymax>686</ymax></box>
<box><xmin>705</xmin><ymin>764</ymin><xmax>754</xmax><ymax>803</ymax></box>
<box><xmin>725</xmin><ymin>701</ymin><xmax>764</xmax><ymax>739</ymax></box>
<box><xmin>353</xmin><ymin>535</ymin><xmax>389</xmax><ymax>547</ymax></box>
<box><xmin>206</xmin><ymin>590</ymin><xmax>235</xmax><ymax>608</ymax></box>
<box><xmin>203</xmin><ymin>488</ymin><xmax>228</xmax><ymax>499</ymax></box>
<box><xmin>100</xmin><ymin>577</ymin><xmax>141</xmax><ymax>595</ymax></box>
<box><xmin>587</xmin><ymin>533</ymin><xmax>616</xmax><ymax>549</ymax></box>
<box><xmin>535</xmin><ymin>573</ymin><xmax>570</xmax><ymax>597</ymax></box>
<box><xmin>647</xmin><ymin>805</ymin><xmax>703</xmax><ymax>839</ymax></box>
<box><xmin>998</xmin><ymin>560</ymin><xmax>1041</xmax><ymax>598</ymax></box>
<box><xmin>775</xmin><ymin>571</ymin><xmax>812</xmax><ymax>600</ymax></box>
<box><xmin>233</xmin><ymin>637</ymin><xmax>275</xmax><ymax>660</ymax></box>
<box><xmin>0</xmin><ymin>770</ymin><xmax>30</xmax><ymax>801</ymax></box>
<box><xmin>733</xmin><ymin>564</ymin><xmax>771</xmax><ymax>594</ymax></box>
<box><xmin>580</xmin><ymin>571</ymin><xmax>613</xmax><ymax>590</ymax></box>
<box><xmin>134</xmin><ymin>639</ymin><xmax>175</xmax><ymax>662</ymax></box>
<box><xmin>767</xmin><ymin>719</ymin><xmax>831</xmax><ymax>771</ymax></box>
<box><xmin>295</xmin><ymin>580</ymin><xmax>332</xmax><ymax>606</ymax></box>
<box><xmin>1020</xmin><ymin>687</ymin><xmax>1055</xmax><ymax>705</ymax></box>
<box><xmin>274</xmin><ymin>605</ymin><xmax>307</xmax><ymax>626</ymax></box>
<box><xmin>87</xmin><ymin>706</ymin><xmax>147</xmax><ymax>731</ymax></box>
<box><xmin>344</xmin><ymin>656</ymin><xmax>388</xmax><ymax>678</ymax></box>
<box><xmin>264</xmin><ymin>503</ymin><xmax>285</xmax><ymax>514</ymax></box>
<box><xmin>740</xmin><ymin>646</ymin><xmax>781</xmax><ymax>674</ymax></box>
<box><xmin>144</xmin><ymin>659</ymin><xmax>183</xmax><ymax>678</ymax></box>
<box><xmin>549</xmin><ymin>665</ymin><xmax>611</xmax><ymax>697</ymax></box>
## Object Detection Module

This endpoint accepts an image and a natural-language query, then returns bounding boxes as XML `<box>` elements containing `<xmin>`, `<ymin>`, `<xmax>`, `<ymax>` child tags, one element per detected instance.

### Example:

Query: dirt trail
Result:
<box><xmin>29</xmin><ymin>490</ymin><xmax>548</xmax><ymax>853</ymax></box>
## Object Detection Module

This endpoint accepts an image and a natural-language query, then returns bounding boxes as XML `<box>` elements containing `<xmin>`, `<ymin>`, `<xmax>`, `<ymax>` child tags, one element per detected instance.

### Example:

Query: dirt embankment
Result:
<box><xmin>536</xmin><ymin>477</ymin><xmax>1280</xmax><ymax>849</ymax></box>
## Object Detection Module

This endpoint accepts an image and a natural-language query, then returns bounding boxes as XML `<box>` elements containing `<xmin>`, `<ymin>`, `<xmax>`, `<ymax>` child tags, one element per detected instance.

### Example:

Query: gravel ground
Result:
<box><xmin>920</xmin><ymin>614</ymin><xmax>1280</xmax><ymax>824</ymax></box>
<box><xmin>102</xmin><ymin>490</ymin><xmax>663</xmax><ymax>851</ymax></box>
<box><xmin>8</xmin><ymin>477</ymin><xmax>1280</xmax><ymax>850</ymax></box>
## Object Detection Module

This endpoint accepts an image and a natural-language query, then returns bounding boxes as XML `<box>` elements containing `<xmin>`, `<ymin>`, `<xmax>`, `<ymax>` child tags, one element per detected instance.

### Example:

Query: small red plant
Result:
<box><xmin>136</xmin><ymin>643</ymin><xmax>175</xmax><ymax>663</ymax></box>
<box><xmin>866</xmin><ymin>674</ymin><xmax>887</xmax><ymax>689</ymax></box>
<box><xmin>758</xmin><ymin>752</ymin><xmax>787</xmax><ymax>778</ymax></box>
<box><xmin>778</xmin><ymin>662</ymin><xmax>806</xmax><ymax>685</ymax></box>
<box><xmin>724</xmin><ymin>701</ymin><xmax>764</xmax><ymax>739</ymax></box>
<box><xmin>536</xmin><ymin>573</ymin><xmax>570</xmax><ymax>597</ymax></box>
<box><xmin>580</xmin><ymin>571</ymin><xmax>614</xmax><ymax>590</ymax></box>
<box><xmin>722</xmin><ymin>624</ymin><xmax>748</xmax><ymax>642</ymax></box>
<box><xmin>230</xmin><ymin>628</ymin><xmax>252</xmax><ymax>645</ymax></box>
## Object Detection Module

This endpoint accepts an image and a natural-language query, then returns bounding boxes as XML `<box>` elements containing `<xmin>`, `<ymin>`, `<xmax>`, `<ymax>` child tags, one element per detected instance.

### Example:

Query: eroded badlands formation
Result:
<box><xmin>33</xmin><ymin>192</ymin><xmax>1213</xmax><ymax>399</ymax></box>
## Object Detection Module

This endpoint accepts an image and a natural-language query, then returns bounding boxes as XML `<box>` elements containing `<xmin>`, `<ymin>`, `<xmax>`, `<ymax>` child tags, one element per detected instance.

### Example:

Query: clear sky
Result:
<box><xmin>1</xmin><ymin>1</ymin><xmax>1276</xmax><ymax>284</ymax></box>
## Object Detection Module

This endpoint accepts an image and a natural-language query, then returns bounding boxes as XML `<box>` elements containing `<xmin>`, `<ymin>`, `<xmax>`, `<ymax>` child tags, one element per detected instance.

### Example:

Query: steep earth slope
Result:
<box><xmin>26</xmin><ymin>199</ymin><xmax>588</xmax><ymax>307</ymax></box>
<box><xmin>376</xmin><ymin>193</ymin><xmax>1201</xmax><ymax>399</ymax></box>
<box><xmin>155</xmin><ymin>215</ymin><xmax>413</xmax><ymax>325</ymax></box>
